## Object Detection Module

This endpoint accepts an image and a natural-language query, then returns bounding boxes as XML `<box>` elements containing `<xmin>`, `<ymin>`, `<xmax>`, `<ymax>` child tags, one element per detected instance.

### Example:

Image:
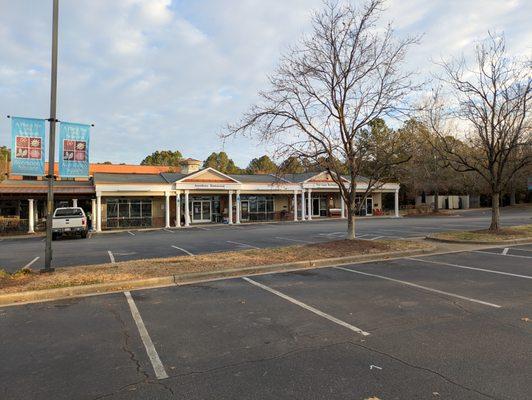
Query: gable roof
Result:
<box><xmin>175</xmin><ymin>167</ymin><xmax>241</xmax><ymax>184</ymax></box>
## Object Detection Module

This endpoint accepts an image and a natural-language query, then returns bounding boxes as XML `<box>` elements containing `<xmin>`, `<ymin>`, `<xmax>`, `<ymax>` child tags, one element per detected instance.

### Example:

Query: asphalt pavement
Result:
<box><xmin>0</xmin><ymin>207</ymin><xmax>530</xmax><ymax>272</ymax></box>
<box><xmin>1</xmin><ymin>244</ymin><xmax>530</xmax><ymax>399</ymax></box>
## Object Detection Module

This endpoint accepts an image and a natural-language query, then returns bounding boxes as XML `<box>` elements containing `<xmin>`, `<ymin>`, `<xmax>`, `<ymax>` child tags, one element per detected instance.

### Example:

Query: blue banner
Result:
<box><xmin>11</xmin><ymin>117</ymin><xmax>46</xmax><ymax>176</ymax></box>
<box><xmin>58</xmin><ymin>122</ymin><xmax>90</xmax><ymax>177</ymax></box>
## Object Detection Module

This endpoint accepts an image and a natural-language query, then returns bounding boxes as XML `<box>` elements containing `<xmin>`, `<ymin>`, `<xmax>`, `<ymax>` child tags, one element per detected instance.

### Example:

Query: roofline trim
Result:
<box><xmin>175</xmin><ymin>167</ymin><xmax>241</xmax><ymax>184</ymax></box>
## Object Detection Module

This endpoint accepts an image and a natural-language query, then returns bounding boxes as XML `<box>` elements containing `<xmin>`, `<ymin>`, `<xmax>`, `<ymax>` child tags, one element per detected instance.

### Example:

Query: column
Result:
<box><xmin>184</xmin><ymin>190</ymin><xmax>190</xmax><ymax>226</ymax></box>
<box><xmin>91</xmin><ymin>199</ymin><xmax>97</xmax><ymax>231</ymax></box>
<box><xmin>96</xmin><ymin>194</ymin><xmax>102</xmax><ymax>232</ymax></box>
<box><xmin>307</xmin><ymin>189</ymin><xmax>312</xmax><ymax>220</ymax></box>
<box><xmin>165</xmin><ymin>192</ymin><xmax>170</xmax><ymax>228</ymax></box>
<box><xmin>235</xmin><ymin>190</ymin><xmax>241</xmax><ymax>224</ymax></box>
<box><xmin>301</xmin><ymin>190</ymin><xmax>306</xmax><ymax>220</ymax></box>
<box><xmin>228</xmin><ymin>191</ymin><xmax>233</xmax><ymax>224</ymax></box>
<box><xmin>394</xmin><ymin>188</ymin><xmax>400</xmax><ymax>218</ymax></box>
<box><xmin>293</xmin><ymin>190</ymin><xmax>298</xmax><ymax>221</ymax></box>
<box><xmin>72</xmin><ymin>199</ymin><xmax>78</xmax><ymax>208</ymax></box>
<box><xmin>28</xmin><ymin>199</ymin><xmax>35</xmax><ymax>233</ymax></box>
<box><xmin>175</xmin><ymin>192</ymin><xmax>181</xmax><ymax>227</ymax></box>
<box><xmin>340</xmin><ymin>195</ymin><xmax>346</xmax><ymax>219</ymax></box>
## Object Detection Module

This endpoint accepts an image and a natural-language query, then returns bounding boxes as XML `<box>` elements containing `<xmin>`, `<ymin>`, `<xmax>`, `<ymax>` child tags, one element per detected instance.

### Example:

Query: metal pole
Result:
<box><xmin>43</xmin><ymin>0</ymin><xmax>59</xmax><ymax>273</ymax></box>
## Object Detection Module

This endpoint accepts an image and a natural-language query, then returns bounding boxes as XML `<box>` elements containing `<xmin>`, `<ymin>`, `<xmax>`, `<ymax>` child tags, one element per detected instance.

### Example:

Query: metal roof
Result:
<box><xmin>0</xmin><ymin>179</ymin><xmax>94</xmax><ymax>194</ymax></box>
<box><xmin>92</xmin><ymin>173</ymin><xmax>167</xmax><ymax>184</ymax></box>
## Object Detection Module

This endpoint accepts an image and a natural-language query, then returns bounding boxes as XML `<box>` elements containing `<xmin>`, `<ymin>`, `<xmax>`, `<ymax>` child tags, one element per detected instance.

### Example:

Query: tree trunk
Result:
<box><xmin>434</xmin><ymin>192</ymin><xmax>439</xmax><ymax>213</ymax></box>
<box><xmin>347</xmin><ymin>208</ymin><xmax>356</xmax><ymax>239</ymax></box>
<box><xmin>489</xmin><ymin>192</ymin><xmax>500</xmax><ymax>232</ymax></box>
<box><xmin>346</xmin><ymin>193</ymin><xmax>356</xmax><ymax>239</ymax></box>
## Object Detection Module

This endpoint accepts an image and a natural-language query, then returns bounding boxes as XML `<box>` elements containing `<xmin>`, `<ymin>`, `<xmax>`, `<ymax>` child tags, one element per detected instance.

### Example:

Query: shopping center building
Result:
<box><xmin>0</xmin><ymin>158</ymin><xmax>400</xmax><ymax>233</ymax></box>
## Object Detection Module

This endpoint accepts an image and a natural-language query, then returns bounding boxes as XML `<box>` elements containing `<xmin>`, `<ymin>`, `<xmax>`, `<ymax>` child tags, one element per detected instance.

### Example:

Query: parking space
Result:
<box><xmin>1</xmin><ymin>208</ymin><xmax>530</xmax><ymax>271</ymax></box>
<box><xmin>1</xmin><ymin>246</ymin><xmax>530</xmax><ymax>399</ymax></box>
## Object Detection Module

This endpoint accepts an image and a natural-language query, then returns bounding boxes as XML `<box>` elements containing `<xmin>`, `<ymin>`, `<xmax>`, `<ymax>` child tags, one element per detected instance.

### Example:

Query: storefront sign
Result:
<box><xmin>10</xmin><ymin>117</ymin><xmax>46</xmax><ymax>176</ymax></box>
<box><xmin>58</xmin><ymin>122</ymin><xmax>90</xmax><ymax>177</ymax></box>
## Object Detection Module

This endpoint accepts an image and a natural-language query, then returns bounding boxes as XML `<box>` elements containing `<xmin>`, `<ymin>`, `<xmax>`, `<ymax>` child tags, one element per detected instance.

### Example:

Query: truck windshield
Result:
<box><xmin>55</xmin><ymin>209</ymin><xmax>83</xmax><ymax>217</ymax></box>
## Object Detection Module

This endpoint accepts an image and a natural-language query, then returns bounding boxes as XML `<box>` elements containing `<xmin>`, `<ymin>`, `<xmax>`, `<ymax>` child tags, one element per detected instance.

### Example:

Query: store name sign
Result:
<box><xmin>193</xmin><ymin>183</ymin><xmax>230</xmax><ymax>189</ymax></box>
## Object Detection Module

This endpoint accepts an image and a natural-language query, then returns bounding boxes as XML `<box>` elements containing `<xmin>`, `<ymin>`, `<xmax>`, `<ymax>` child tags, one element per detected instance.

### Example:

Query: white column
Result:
<box><xmin>175</xmin><ymin>192</ymin><xmax>181</xmax><ymax>227</ymax></box>
<box><xmin>72</xmin><ymin>198</ymin><xmax>78</xmax><ymax>208</ymax></box>
<box><xmin>28</xmin><ymin>199</ymin><xmax>35</xmax><ymax>233</ymax></box>
<box><xmin>91</xmin><ymin>199</ymin><xmax>97</xmax><ymax>231</ymax></box>
<box><xmin>340</xmin><ymin>195</ymin><xmax>346</xmax><ymax>219</ymax></box>
<box><xmin>236</xmin><ymin>190</ymin><xmax>241</xmax><ymax>224</ymax></box>
<box><xmin>394</xmin><ymin>188</ymin><xmax>400</xmax><ymax>218</ymax></box>
<box><xmin>307</xmin><ymin>189</ymin><xmax>312</xmax><ymax>220</ymax></box>
<box><xmin>96</xmin><ymin>194</ymin><xmax>102</xmax><ymax>232</ymax></box>
<box><xmin>293</xmin><ymin>190</ymin><xmax>298</xmax><ymax>221</ymax></box>
<box><xmin>184</xmin><ymin>190</ymin><xmax>190</xmax><ymax>226</ymax></box>
<box><xmin>228</xmin><ymin>191</ymin><xmax>233</xmax><ymax>224</ymax></box>
<box><xmin>301</xmin><ymin>190</ymin><xmax>306</xmax><ymax>220</ymax></box>
<box><xmin>165</xmin><ymin>192</ymin><xmax>170</xmax><ymax>228</ymax></box>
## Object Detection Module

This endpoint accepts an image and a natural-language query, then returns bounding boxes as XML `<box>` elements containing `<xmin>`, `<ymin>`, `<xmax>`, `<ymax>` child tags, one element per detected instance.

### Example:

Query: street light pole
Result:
<box><xmin>43</xmin><ymin>0</ymin><xmax>59</xmax><ymax>273</ymax></box>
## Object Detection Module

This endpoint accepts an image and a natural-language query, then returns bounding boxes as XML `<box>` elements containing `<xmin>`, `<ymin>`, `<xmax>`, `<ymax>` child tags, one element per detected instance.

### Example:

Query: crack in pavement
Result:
<box><xmin>147</xmin><ymin>340</ymin><xmax>500</xmax><ymax>400</ymax></box>
<box><xmin>346</xmin><ymin>341</ymin><xmax>501</xmax><ymax>400</ymax></box>
<box><xmin>90</xmin><ymin>303</ymin><xmax>175</xmax><ymax>400</ymax></box>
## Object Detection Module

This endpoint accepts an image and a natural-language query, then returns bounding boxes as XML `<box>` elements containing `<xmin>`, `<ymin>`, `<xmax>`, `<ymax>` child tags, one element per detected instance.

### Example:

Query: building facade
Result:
<box><xmin>0</xmin><ymin>160</ymin><xmax>400</xmax><ymax>233</ymax></box>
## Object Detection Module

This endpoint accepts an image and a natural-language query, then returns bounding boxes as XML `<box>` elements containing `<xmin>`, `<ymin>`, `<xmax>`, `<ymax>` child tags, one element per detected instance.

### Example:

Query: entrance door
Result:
<box><xmin>312</xmin><ymin>198</ymin><xmax>320</xmax><ymax>216</ymax></box>
<box><xmin>241</xmin><ymin>200</ymin><xmax>249</xmax><ymax>221</ymax></box>
<box><xmin>192</xmin><ymin>200</ymin><xmax>211</xmax><ymax>222</ymax></box>
<box><xmin>366</xmin><ymin>197</ymin><xmax>373</xmax><ymax>216</ymax></box>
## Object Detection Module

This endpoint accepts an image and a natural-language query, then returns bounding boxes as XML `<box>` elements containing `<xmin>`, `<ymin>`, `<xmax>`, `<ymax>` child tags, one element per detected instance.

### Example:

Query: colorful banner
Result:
<box><xmin>58</xmin><ymin>122</ymin><xmax>90</xmax><ymax>177</ymax></box>
<box><xmin>10</xmin><ymin>117</ymin><xmax>46</xmax><ymax>176</ymax></box>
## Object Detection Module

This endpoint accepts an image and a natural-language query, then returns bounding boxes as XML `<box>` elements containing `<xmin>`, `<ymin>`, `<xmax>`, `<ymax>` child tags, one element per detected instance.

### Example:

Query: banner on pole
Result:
<box><xmin>58</xmin><ymin>122</ymin><xmax>90</xmax><ymax>177</ymax></box>
<box><xmin>10</xmin><ymin>117</ymin><xmax>46</xmax><ymax>176</ymax></box>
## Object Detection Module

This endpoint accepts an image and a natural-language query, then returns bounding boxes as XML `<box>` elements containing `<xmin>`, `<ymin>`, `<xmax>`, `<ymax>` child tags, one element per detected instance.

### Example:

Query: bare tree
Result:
<box><xmin>225</xmin><ymin>0</ymin><xmax>419</xmax><ymax>239</ymax></box>
<box><xmin>425</xmin><ymin>34</ymin><xmax>531</xmax><ymax>231</ymax></box>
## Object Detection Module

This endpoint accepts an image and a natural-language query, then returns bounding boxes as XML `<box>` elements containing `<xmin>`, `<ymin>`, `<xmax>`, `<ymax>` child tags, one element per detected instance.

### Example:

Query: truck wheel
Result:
<box><xmin>81</xmin><ymin>232</ymin><xmax>87</xmax><ymax>239</ymax></box>
<box><xmin>51</xmin><ymin>233</ymin><xmax>57</xmax><ymax>241</ymax></box>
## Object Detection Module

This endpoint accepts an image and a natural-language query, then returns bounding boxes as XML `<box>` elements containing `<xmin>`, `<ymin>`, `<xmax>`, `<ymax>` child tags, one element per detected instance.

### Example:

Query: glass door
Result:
<box><xmin>366</xmin><ymin>197</ymin><xmax>373</xmax><ymax>216</ymax></box>
<box><xmin>202</xmin><ymin>201</ymin><xmax>211</xmax><ymax>222</ymax></box>
<box><xmin>241</xmin><ymin>200</ymin><xmax>249</xmax><ymax>221</ymax></box>
<box><xmin>312</xmin><ymin>198</ymin><xmax>320</xmax><ymax>216</ymax></box>
<box><xmin>192</xmin><ymin>200</ymin><xmax>211</xmax><ymax>222</ymax></box>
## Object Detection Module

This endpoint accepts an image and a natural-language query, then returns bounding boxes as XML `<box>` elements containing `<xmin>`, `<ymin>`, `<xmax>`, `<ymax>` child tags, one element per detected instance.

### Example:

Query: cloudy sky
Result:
<box><xmin>0</xmin><ymin>0</ymin><xmax>530</xmax><ymax>167</ymax></box>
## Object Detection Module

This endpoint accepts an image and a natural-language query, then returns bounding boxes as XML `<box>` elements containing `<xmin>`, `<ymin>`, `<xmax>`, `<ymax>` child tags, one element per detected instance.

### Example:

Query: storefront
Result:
<box><xmin>0</xmin><ymin>165</ymin><xmax>400</xmax><ymax>233</ymax></box>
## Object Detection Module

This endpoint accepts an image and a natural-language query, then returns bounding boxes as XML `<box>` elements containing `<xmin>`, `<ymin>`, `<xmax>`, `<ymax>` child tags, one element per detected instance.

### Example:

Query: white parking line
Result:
<box><xmin>171</xmin><ymin>245</ymin><xmax>194</xmax><ymax>256</ymax></box>
<box><xmin>107</xmin><ymin>250</ymin><xmax>115</xmax><ymax>263</ymax></box>
<box><xmin>335</xmin><ymin>266</ymin><xmax>501</xmax><ymax>308</ymax></box>
<box><xmin>127</xmin><ymin>231</ymin><xmax>135</xmax><ymax>236</ymax></box>
<box><xmin>163</xmin><ymin>228</ymin><xmax>173</xmax><ymax>233</ymax></box>
<box><xmin>472</xmin><ymin>250</ymin><xmax>532</xmax><ymax>260</ymax></box>
<box><xmin>501</xmin><ymin>247</ymin><xmax>509</xmax><ymax>255</ymax></box>
<box><xmin>124</xmin><ymin>292</ymin><xmax>168</xmax><ymax>380</ymax></box>
<box><xmin>24</xmin><ymin>256</ymin><xmax>40</xmax><ymax>269</ymax></box>
<box><xmin>369</xmin><ymin>236</ymin><xmax>384</xmax><ymax>240</ymax></box>
<box><xmin>227</xmin><ymin>240</ymin><xmax>259</xmax><ymax>249</ymax></box>
<box><xmin>274</xmin><ymin>237</ymin><xmax>315</xmax><ymax>244</ymax></box>
<box><xmin>243</xmin><ymin>277</ymin><xmax>370</xmax><ymax>336</ymax></box>
<box><xmin>405</xmin><ymin>257</ymin><xmax>532</xmax><ymax>280</ymax></box>
<box><xmin>196</xmin><ymin>226</ymin><xmax>210</xmax><ymax>231</ymax></box>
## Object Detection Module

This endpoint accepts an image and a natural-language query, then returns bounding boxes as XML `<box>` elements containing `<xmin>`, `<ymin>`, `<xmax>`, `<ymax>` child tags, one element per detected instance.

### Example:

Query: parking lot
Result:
<box><xmin>1</xmin><ymin>207</ymin><xmax>530</xmax><ymax>272</ymax></box>
<box><xmin>1</xmin><ymin>244</ymin><xmax>530</xmax><ymax>399</ymax></box>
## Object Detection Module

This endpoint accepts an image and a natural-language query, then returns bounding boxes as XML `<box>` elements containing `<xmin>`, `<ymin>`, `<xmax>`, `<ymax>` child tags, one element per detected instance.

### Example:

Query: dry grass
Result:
<box><xmin>0</xmin><ymin>239</ymin><xmax>428</xmax><ymax>294</ymax></box>
<box><xmin>432</xmin><ymin>224</ymin><xmax>532</xmax><ymax>242</ymax></box>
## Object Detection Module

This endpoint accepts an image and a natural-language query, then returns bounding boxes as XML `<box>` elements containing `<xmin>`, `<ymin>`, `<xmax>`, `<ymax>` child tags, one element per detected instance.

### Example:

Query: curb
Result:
<box><xmin>426</xmin><ymin>235</ymin><xmax>532</xmax><ymax>245</ymax></box>
<box><xmin>0</xmin><ymin>246</ymin><xmax>435</xmax><ymax>307</ymax></box>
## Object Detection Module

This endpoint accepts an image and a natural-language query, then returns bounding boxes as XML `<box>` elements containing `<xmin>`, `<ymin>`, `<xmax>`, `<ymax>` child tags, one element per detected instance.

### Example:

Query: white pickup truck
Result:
<box><xmin>52</xmin><ymin>207</ymin><xmax>88</xmax><ymax>240</ymax></box>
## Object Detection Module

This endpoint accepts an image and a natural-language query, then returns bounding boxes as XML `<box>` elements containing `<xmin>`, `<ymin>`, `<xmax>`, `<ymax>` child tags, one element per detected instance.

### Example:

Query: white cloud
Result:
<box><xmin>0</xmin><ymin>0</ymin><xmax>530</xmax><ymax>167</ymax></box>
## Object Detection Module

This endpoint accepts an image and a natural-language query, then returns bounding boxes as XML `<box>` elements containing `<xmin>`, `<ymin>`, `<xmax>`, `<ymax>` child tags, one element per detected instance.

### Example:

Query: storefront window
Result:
<box><xmin>242</xmin><ymin>195</ymin><xmax>274</xmax><ymax>221</ymax></box>
<box><xmin>106</xmin><ymin>198</ymin><xmax>152</xmax><ymax>228</ymax></box>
